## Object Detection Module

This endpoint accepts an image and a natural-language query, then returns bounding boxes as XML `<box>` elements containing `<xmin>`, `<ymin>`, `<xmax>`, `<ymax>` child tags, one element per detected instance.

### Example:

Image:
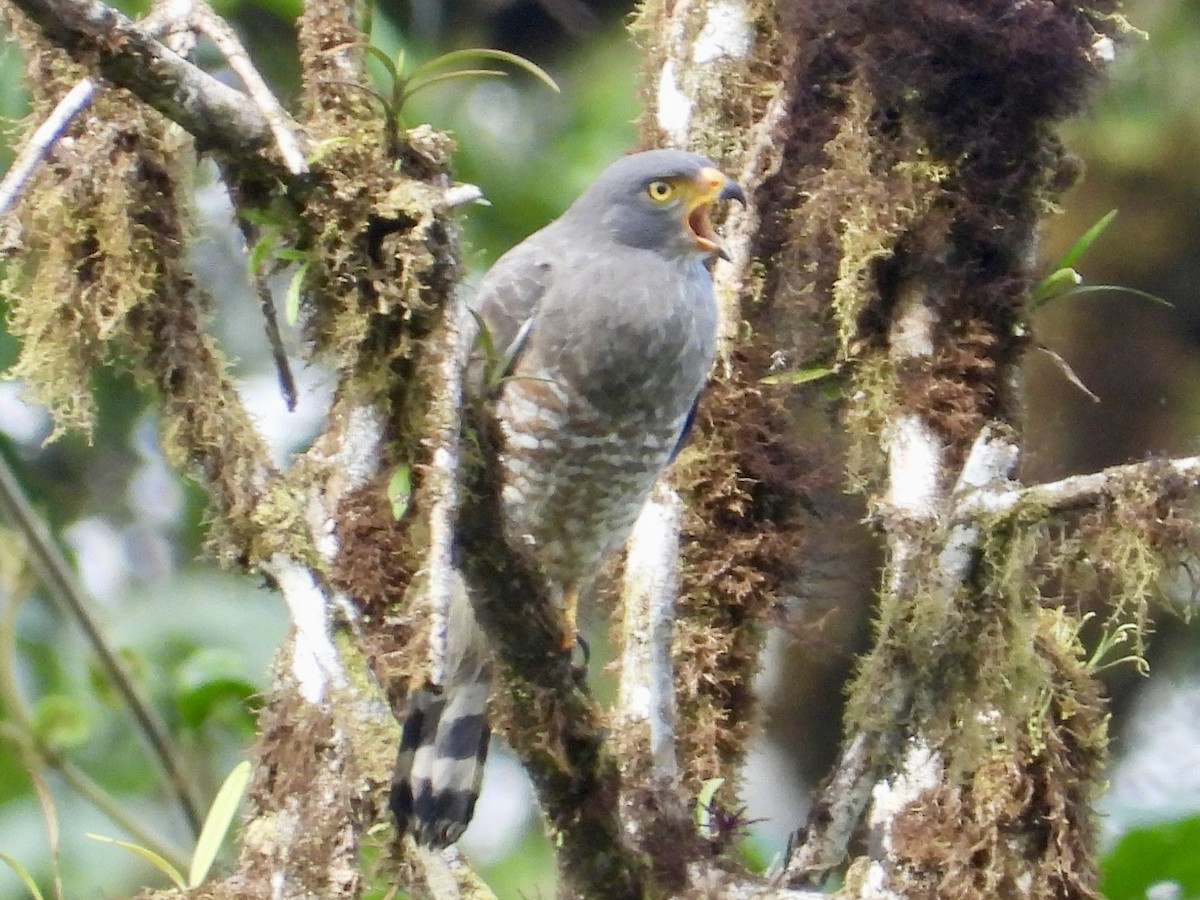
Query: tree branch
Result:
<box><xmin>961</xmin><ymin>453</ymin><xmax>1200</xmax><ymax>520</ymax></box>
<box><xmin>455</xmin><ymin>404</ymin><xmax>647</xmax><ymax>899</ymax></box>
<box><xmin>7</xmin><ymin>0</ymin><xmax>281</xmax><ymax>165</ymax></box>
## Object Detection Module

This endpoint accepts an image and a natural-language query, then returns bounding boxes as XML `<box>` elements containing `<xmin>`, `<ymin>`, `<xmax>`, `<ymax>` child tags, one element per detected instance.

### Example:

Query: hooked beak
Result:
<box><xmin>686</xmin><ymin>167</ymin><xmax>746</xmax><ymax>261</ymax></box>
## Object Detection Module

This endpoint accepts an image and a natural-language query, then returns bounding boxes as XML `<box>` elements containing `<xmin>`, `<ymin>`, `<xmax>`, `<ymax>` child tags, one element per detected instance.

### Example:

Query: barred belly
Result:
<box><xmin>496</xmin><ymin>376</ymin><xmax>686</xmax><ymax>587</ymax></box>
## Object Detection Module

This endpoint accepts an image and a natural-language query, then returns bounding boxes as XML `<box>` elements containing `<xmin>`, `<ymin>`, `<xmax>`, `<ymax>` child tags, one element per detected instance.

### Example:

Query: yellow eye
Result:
<box><xmin>646</xmin><ymin>180</ymin><xmax>675</xmax><ymax>202</ymax></box>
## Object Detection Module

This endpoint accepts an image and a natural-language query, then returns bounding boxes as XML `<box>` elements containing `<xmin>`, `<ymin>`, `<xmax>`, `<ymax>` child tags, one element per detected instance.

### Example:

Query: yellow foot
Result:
<box><xmin>560</xmin><ymin>584</ymin><xmax>579</xmax><ymax>652</ymax></box>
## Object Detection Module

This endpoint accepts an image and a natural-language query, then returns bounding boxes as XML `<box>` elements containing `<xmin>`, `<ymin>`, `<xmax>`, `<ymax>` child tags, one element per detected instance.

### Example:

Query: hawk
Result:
<box><xmin>392</xmin><ymin>149</ymin><xmax>745</xmax><ymax>848</ymax></box>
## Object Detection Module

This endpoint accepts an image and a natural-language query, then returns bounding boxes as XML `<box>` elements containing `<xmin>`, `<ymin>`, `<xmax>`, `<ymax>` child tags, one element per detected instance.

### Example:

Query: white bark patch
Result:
<box><xmin>657</xmin><ymin>60</ymin><xmax>693</xmax><ymax>146</ymax></box>
<box><xmin>337</xmin><ymin>404</ymin><xmax>385</xmax><ymax>489</ymax></box>
<box><xmin>869</xmin><ymin>738</ymin><xmax>942</xmax><ymax>853</ymax></box>
<box><xmin>885</xmin><ymin>415</ymin><xmax>943</xmax><ymax>516</ymax></box>
<box><xmin>618</xmin><ymin>486</ymin><xmax>682</xmax><ymax>779</ymax></box>
<box><xmin>693</xmin><ymin>0</ymin><xmax>753</xmax><ymax>64</ymax></box>
<box><xmin>889</xmin><ymin>290</ymin><xmax>936</xmax><ymax>360</ymax></box>
<box><xmin>269</xmin><ymin>554</ymin><xmax>345</xmax><ymax>703</ymax></box>
<box><xmin>1091</xmin><ymin>35</ymin><xmax>1116</xmax><ymax>63</ymax></box>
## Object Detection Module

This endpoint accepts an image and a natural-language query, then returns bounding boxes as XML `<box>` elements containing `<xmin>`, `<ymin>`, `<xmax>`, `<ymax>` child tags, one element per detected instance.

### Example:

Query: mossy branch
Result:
<box><xmin>454</xmin><ymin>402</ymin><xmax>648</xmax><ymax>900</ymax></box>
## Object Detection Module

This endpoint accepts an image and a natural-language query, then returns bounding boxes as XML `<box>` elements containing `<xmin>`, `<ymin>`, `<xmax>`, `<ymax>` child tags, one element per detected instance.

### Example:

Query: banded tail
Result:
<box><xmin>390</xmin><ymin>673</ymin><xmax>491</xmax><ymax>848</ymax></box>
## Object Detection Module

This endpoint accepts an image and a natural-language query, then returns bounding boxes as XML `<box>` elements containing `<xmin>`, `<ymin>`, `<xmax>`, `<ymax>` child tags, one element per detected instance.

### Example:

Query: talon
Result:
<box><xmin>575</xmin><ymin>634</ymin><xmax>591</xmax><ymax>669</ymax></box>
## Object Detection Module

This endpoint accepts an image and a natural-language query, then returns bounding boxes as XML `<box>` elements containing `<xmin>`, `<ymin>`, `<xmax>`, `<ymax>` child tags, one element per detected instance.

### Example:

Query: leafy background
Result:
<box><xmin>1</xmin><ymin>0</ymin><xmax>1199</xmax><ymax>897</ymax></box>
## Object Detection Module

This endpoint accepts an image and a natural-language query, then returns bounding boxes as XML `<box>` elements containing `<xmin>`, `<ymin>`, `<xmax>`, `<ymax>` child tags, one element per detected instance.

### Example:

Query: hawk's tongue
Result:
<box><xmin>688</xmin><ymin>204</ymin><xmax>730</xmax><ymax>260</ymax></box>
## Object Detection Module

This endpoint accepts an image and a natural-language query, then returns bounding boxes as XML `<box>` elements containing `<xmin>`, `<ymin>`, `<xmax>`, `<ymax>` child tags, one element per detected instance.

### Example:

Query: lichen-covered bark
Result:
<box><xmin>633</xmin><ymin>0</ymin><xmax>882</xmax><ymax>820</ymax></box>
<box><xmin>636</xmin><ymin>0</ymin><xmax>1131</xmax><ymax>897</ymax></box>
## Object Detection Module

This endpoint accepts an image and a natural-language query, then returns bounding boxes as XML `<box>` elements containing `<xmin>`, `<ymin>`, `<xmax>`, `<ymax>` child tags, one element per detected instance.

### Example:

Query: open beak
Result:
<box><xmin>686</xmin><ymin>167</ymin><xmax>746</xmax><ymax>261</ymax></box>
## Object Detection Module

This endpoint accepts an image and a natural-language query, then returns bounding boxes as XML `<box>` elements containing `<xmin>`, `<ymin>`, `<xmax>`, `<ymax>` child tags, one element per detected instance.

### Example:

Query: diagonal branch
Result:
<box><xmin>6</xmin><ymin>0</ymin><xmax>282</xmax><ymax>166</ymax></box>
<box><xmin>189</xmin><ymin>1</ymin><xmax>307</xmax><ymax>175</ymax></box>
<box><xmin>960</xmin><ymin>453</ymin><xmax>1200</xmax><ymax>519</ymax></box>
<box><xmin>455</xmin><ymin>403</ymin><xmax>647</xmax><ymax>900</ymax></box>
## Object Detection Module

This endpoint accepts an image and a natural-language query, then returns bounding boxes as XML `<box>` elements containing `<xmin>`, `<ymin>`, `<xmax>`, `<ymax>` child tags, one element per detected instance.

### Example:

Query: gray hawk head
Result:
<box><xmin>557</xmin><ymin>148</ymin><xmax>747</xmax><ymax>261</ymax></box>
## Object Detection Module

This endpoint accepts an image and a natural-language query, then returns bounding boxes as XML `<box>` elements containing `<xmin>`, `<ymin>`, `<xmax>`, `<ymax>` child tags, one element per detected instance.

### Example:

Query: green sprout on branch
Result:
<box><xmin>351</xmin><ymin>46</ymin><xmax>560</xmax><ymax>154</ymax></box>
<box><xmin>1031</xmin><ymin>210</ymin><xmax>1169</xmax><ymax>309</ymax></box>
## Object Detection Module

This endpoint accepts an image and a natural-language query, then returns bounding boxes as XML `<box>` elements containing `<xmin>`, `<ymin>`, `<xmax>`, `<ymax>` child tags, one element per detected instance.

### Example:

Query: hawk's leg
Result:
<box><xmin>561</xmin><ymin>583</ymin><xmax>580</xmax><ymax>651</ymax></box>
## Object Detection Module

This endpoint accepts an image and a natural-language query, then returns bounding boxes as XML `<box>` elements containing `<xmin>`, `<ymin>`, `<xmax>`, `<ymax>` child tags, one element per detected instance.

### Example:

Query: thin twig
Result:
<box><xmin>959</xmin><ymin>452</ymin><xmax>1200</xmax><ymax>519</ymax></box>
<box><xmin>253</xmin><ymin>267</ymin><xmax>299</xmax><ymax>411</ymax></box>
<box><xmin>0</xmin><ymin>1</ymin><xmax>194</xmax><ymax>223</ymax></box>
<box><xmin>782</xmin><ymin>711</ymin><xmax>903</xmax><ymax>885</ymax></box>
<box><xmin>26</xmin><ymin>767</ymin><xmax>64</xmax><ymax>900</ymax></box>
<box><xmin>0</xmin><ymin>78</ymin><xmax>97</xmax><ymax>221</ymax></box>
<box><xmin>190</xmin><ymin>2</ymin><xmax>308</xmax><ymax>175</ymax></box>
<box><xmin>0</xmin><ymin>451</ymin><xmax>203</xmax><ymax>835</ymax></box>
<box><xmin>230</xmin><ymin>211</ymin><xmax>298</xmax><ymax>411</ymax></box>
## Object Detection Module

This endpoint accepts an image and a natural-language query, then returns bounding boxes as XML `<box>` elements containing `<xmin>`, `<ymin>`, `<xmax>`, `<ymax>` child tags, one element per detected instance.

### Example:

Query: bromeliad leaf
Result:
<box><xmin>86</xmin><ymin>834</ymin><xmax>186</xmax><ymax>891</ymax></box>
<box><xmin>1054</xmin><ymin>208</ymin><xmax>1116</xmax><ymax>271</ymax></box>
<box><xmin>1031</xmin><ymin>266</ymin><xmax>1082</xmax><ymax>308</ymax></box>
<box><xmin>285</xmin><ymin>261</ymin><xmax>310</xmax><ymax>327</ymax></box>
<box><xmin>401</xmin><ymin>69</ymin><xmax>509</xmax><ymax>103</ymax></box>
<box><xmin>0</xmin><ymin>852</ymin><xmax>45</xmax><ymax>900</ymax></box>
<box><xmin>406</xmin><ymin>48</ymin><xmax>560</xmax><ymax>94</ymax></box>
<box><xmin>387</xmin><ymin>465</ymin><xmax>413</xmax><ymax>521</ymax></box>
<box><xmin>188</xmin><ymin>760</ymin><xmax>252</xmax><ymax>888</ymax></box>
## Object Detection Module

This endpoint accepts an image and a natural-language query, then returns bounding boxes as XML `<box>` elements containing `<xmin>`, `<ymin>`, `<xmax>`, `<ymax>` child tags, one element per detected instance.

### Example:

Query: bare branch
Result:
<box><xmin>7</xmin><ymin>0</ymin><xmax>280</xmax><ymax>164</ymax></box>
<box><xmin>190</xmin><ymin>2</ymin><xmax>308</xmax><ymax>175</ymax></box>
<box><xmin>0</xmin><ymin>78</ymin><xmax>96</xmax><ymax>220</ymax></box>
<box><xmin>617</xmin><ymin>484</ymin><xmax>683</xmax><ymax>785</ymax></box>
<box><xmin>613</xmin><ymin>485</ymin><xmax>700</xmax><ymax>888</ymax></box>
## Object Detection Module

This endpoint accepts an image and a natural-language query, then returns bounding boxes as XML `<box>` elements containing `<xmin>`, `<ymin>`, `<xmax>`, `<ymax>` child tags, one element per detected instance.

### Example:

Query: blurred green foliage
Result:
<box><xmin>1102</xmin><ymin>816</ymin><xmax>1200</xmax><ymax>900</ymax></box>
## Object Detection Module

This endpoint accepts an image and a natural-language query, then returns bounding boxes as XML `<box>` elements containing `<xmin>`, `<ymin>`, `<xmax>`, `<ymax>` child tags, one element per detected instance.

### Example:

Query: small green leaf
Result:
<box><xmin>86</xmin><ymin>834</ymin><xmax>186</xmax><ymax>890</ymax></box>
<box><xmin>408</xmin><ymin>48</ymin><xmax>560</xmax><ymax>94</ymax></box>
<box><xmin>30</xmin><ymin>695</ymin><xmax>89</xmax><ymax>750</ymax></box>
<box><xmin>363</xmin><ymin>44</ymin><xmax>400</xmax><ymax>84</ymax></box>
<box><xmin>388</xmin><ymin>465</ymin><xmax>412</xmax><ymax>520</ymax></box>
<box><xmin>759</xmin><ymin>365</ymin><xmax>837</xmax><ymax>386</ymax></box>
<box><xmin>285</xmin><ymin>261</ymin><xmax>310</xmax><ymax>327</ymax></box>
<box><xmin>188</xmin><ymin>760</ymin><xmax>253</xmax><ymax>888</ymax></box>
<box><xmin>240</xmin><ymin>207</ymin><xmax>285</xmax><ymax>229</ymax></box>
<box><xmin>174</xmin><ymin>648</ymin><xmax>256</xmax><ymax>731</ymax></box>
<box><xmin>1031</xmin><ymin>267</ymin><xmax>1082</xmax><ymax>308</ymax></box>
<box><xmin>469</xmin><ymin>309</ymin><xmax>499</xmax><ymax>373</ymax></box>
<box><xmin>274</xmin><ymin>248</ymin><xmax>309</xmax><ymax>263</ymax></box>
<box><xmin>695</xmin><ymin>777</ymin><xmax>725</xmax><ymax>839</ymax></box>
<box><xmin>0</xmin><ymin>852</ymin><xmax>45</xmax><ymax>900</ymax></box>
<box><xmin>1055</xmin><ymin>208</ymin><xmax>1117</xmax><ymax>271</ymax></box>
<box><xmin>247</xmin><ymin>232</ymin><xmax>276</xmax><ymax>274</ymax></box>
